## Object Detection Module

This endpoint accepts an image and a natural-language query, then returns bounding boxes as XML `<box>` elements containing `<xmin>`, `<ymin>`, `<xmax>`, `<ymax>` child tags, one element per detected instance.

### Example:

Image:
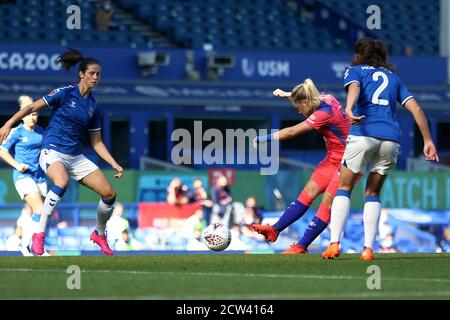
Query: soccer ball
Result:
<box><xmin>202</xmin><ymin>223</ymin><xmax>232</xmax><ymax>251</ymax></box>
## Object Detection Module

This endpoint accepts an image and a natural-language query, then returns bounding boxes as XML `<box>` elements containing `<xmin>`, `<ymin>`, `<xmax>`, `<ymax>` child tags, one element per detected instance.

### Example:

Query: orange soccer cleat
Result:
<box><xmin>281</xmin><ymin>243</ymin><xmax>308</xmax><ymax>254</ymax></box>
<box><xmin>322</xmin><ymin>242</ymin><xmax>340</xmax><ymax>260</ymax></box>
<box><xmin>250</xmin><ymin>224</ymin><xmax>279</xmax><ymax>243</ymax></box>
<box><xmin>360</xmin><ymin>246</ymin><xmax>374</xmax><ymax>261</ymax></box>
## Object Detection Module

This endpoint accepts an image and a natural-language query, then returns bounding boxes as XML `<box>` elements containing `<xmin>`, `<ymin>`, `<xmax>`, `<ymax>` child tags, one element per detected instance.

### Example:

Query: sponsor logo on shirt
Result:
<box><xmin>307</xmin><ymin>114</ymin><xmax>316</xmax><ymax>124</ymax></box>
<box><xmin>47</xmin><ymin>85</ymin><xmax>74</xmax><ymax>97</ymax></box>
<box><xmin>47</xmin><ymin>88</ymin><xmax>60</xmax><ymax>96</ymax></box>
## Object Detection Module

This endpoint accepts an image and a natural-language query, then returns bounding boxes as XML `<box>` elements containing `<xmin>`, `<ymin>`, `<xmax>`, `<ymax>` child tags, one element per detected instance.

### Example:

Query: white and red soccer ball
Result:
<box><xmin>202</xmin><ymin>223</ymin><xmax>232</xmax><ymax>251</ymax></box>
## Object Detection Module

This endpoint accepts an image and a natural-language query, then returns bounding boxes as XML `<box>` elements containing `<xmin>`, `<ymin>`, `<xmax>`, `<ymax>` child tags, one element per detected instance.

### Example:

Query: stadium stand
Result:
<box><xmin>322</xmin><ymin>0</ymin><xmax>440</xmax><ymax>55</ymax></box>
<box><xmin>0</xmin><ymin>0</ymin><xmax>440</xmax><ymax>54</ymax></box>
<box><xmin>0</xmin><ymin>0</ymin><xmax>174</xmax><ymax>48</ymax></box>
<box><xmin>116</xmin><ymin>0</ymin><xmax>351</xmax><ymax>52</ymax></box>
<box><xmin>117</xmin><ymin>0</ymin><xmax>438</xmax><ymax>55</ymax></box>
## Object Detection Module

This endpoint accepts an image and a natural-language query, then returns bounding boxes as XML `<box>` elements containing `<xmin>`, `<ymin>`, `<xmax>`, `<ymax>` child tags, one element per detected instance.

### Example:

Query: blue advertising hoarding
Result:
<box><xmin>211</xmin><ymin>51</ymin><xmax>448</xmax><ymax>85</ymax></box>
<box><xmin>0</xmin><ymin>78</ymin><xmax>449</xmax><ymax>110</ymax></box>
<box><xmin>0</xmin><ymin>44</ymin><xmax>187</xmax><ymax>79</ymax></box>
<box><xmin>0</xmin><ymin>44</ymin><xmax>447</xmax><ymax>85</ymax></box>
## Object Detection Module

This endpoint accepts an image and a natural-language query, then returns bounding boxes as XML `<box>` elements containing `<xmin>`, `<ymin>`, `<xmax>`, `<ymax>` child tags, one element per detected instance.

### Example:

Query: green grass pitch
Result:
<box><xmin>0</xmin><ymin>253</ymin><xmax>449</xmax><ymax>299</ymax></box>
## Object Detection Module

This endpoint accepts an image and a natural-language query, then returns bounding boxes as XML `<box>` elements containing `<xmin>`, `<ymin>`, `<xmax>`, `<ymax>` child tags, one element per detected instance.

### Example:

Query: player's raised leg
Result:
<box><xmin>251</xmin><ymin>159</ymin><xmax>336</xmax><ymax>243</ymax></box>
<box><xmin>283</xmin><ymin>189</ymin><xmax>334</xmax><ymax>254</ymax></box>
<box><xmin>282</xmin><ymin>167</ymin><xmax>340</xmax><ymax>254</ymax></box>
<box><xmin>251</xmin><ymin>179</ymin><xmax>322</xmax><ymax>243</ymax></box>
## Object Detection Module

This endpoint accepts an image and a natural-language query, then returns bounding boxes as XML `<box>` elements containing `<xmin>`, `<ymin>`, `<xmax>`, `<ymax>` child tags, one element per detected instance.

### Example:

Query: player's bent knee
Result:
<box><xmin>54</xmin><ymin>177</ymin><xmax>69</xmax><ymax>189</ymax></box>
<box><xmin>102</xmin><ymin>188</ymin><xmax>116</xmax><ymax>202</ymax></box>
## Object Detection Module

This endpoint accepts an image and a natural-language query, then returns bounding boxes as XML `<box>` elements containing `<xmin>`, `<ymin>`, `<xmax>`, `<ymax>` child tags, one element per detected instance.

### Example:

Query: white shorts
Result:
<box><xmin>342</xmin><ymin>135</ymin><xmax>400</xmax><ymax>175</ymax></box>
<box><xmin>14</xmin><ymin>178</ymin><xmax>47</xmax><ymax>200</ymax></box>
<box><xmin>39</xmin><ymin>149</ymin><xmax>99</xmax><ymax>181</ymax></box>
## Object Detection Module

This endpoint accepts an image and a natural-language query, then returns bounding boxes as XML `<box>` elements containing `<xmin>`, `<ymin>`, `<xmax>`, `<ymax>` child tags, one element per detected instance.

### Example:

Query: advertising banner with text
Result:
<box><xmin>0</xmin><ymin>44</ymin><xmax>446</xmax><ymax>85</ymax></box>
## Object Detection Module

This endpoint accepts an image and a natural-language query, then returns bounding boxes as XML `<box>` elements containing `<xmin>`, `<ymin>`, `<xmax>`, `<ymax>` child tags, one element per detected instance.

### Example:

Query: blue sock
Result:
<box><xmin>32</xmin><ymin>214</ymin><xmax>40</xmax><ymax>223</ymax></box>
<box><xmin>51</xmin><ymin>185</ymin><xmax>66</xmax><ymax>198</ymax></box>
<box><xmin>298</xmin><ymin>216</ymin><xmax>328</xmax><ymax>249</ymax></box>
<box><xmin>274</xmin><ymin>200</ymin><xmax>309</xmax><ymax>232</ymax></box>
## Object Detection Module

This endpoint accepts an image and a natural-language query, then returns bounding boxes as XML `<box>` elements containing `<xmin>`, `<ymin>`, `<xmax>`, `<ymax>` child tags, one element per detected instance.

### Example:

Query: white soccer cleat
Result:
<box><xmin>19</xmin><ymin>245</ymin><xmax>33</xmax><ymax>257</ymax></box>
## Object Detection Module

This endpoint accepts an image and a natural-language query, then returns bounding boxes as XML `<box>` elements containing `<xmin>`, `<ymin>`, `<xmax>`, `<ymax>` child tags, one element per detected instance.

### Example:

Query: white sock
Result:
<box><xmin>96</xmin><ymin>199</ymin><xmax>114</xmax><ymax>235</ymax></box>
<box><xmin>21</xmin><ymin>214</ymin><xmax>38</xmax><ymax>248</ymax></box>
<box><xmin>363</xmin><ymin>199</ymin><xmax>382</xmax><ymax>249</ymax></box>
<box><xmin>39</xmin><ymin>191</ymin><xmax>62</xmax><ymax>233</ymax></box>
<box><xmin>31</xmin><ymin>213</ymin><xmax>40</xmax><ymax>234</ymax></box>
<box><xmin>330</xmin><ymin>192</ymin><xmax>351</xmax><ymax>243</ymax></box>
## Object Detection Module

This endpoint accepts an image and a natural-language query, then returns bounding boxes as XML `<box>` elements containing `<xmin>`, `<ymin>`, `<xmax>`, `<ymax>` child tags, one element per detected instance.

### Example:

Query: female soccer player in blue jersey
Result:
<box><xmin>0</xmin><ymin>48</ymin><xmax>124</xmax><ymax>255</ymax></box>
<box><xmin>0</xmin><ymin>95</ymin><xmax>46</xmax><ymax>253</ymax></box>
<box><xmin>322</xmin><ymin>38</ymin><xmax>439</xmax><ymax>260</ymax></box>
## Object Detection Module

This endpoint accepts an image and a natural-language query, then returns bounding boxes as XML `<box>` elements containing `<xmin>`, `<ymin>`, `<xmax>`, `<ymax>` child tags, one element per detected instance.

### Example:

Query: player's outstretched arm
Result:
<box><xmin>403</xmin><ymin>98</ymin><xmax>439</xmax><ymax>162</ymax></box>
<box><xmin>273</xmin><ymin>89</ymin><xmax>291</xmax><ymax>98</ymax></box>
<box><xmin>89</xmin><ymin>131</ymin><xmax>124</xmax><ymax>178</ymax></box>
<box><xmin>253</xmin><ymin>121</ymin><xmax>314</xmax><ymax>147</ymax></box>
<box><xmin>0</xmin><ymin>99</ymin><xmax>46</xmax><ymax>143</ymax></box>
<box><xmin>274</xmin><ymin>121</ymin><xmax>314</xmax><ymax>141</ymax></box>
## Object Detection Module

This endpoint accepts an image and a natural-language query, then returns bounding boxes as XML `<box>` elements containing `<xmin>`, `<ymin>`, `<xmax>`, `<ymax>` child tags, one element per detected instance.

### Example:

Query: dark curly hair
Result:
<box><xmin>351</xmin><ymin>38</ymin><xmax>394</xmax><ymax>71</ymax></box>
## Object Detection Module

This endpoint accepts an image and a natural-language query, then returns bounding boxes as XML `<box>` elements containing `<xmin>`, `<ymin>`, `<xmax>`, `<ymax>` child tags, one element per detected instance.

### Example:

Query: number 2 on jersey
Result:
<box><xmin>371</xmin><ymin>71</ymin><xmax>389</xmax><ymax>106</ymax></box>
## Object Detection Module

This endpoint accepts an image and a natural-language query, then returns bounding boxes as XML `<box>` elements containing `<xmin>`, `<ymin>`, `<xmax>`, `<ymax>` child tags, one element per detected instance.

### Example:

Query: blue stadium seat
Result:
<box><xmin>323</xmin><ymin>0</ymin><xmax>439</xmax><ymax>56</ymax></box>
<box><xmin>0</xmin><ymin>0</ymin><xmax>438</xmax><ymax>53</ymax></box>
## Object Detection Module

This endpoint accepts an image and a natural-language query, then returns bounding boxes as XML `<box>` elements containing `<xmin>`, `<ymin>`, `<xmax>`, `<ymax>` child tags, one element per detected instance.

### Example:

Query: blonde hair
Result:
<box><xmin>18</xmin><ymin>95</ymin><xmax>33</xmax><ymax>109</ymax></box>
<box><xmin>290</xmin><ymin>79</ymin><xmax>321</xmax><ymax>116</ymax></box>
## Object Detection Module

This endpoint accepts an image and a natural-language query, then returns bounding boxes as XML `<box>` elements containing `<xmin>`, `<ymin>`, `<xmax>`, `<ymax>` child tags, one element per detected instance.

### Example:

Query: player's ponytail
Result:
<box><xmin>290</xmin><ymin>78</ymin><xmax>321</xmax><ymax>116</ymax></box>
<box><xmin>57</xmin><ymin>48</ymin><xmax>84</xmax><ymax>71</ymax></box>
<box><xmin>18</xmin><ymin>95</ymin><xmax>33</xmax><ymax>109</ymax></box>
<box><xmin>57</xmin><ymin>48</ymin><xmax>100</xmax><ymax>77</ymax></box>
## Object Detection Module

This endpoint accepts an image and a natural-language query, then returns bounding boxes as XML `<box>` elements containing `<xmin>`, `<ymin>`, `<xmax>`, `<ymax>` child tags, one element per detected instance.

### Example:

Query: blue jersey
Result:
<box><xmin>42</xmin><ymin>85</ymin><xmax>101</xmax><ymax>155</ymax></box>
<box><xmin>343</xmin><ymin>64</ymin><xmax>413</xmax><ymax>142</ymax></box>
<box><xmin>1</xmin><ymin>124</ymin><xmax>46</xmax><ymax>183</ymax></box>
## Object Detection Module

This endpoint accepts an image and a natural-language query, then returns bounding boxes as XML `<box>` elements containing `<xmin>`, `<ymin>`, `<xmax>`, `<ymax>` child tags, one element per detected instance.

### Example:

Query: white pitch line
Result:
<box><xmin>130</xmin><ymin>291</ymin><xmax>450</xmax><ymax>299</ymax></box>
<box><xmin>1</xmin><ymin>268</ymin><xmax>449</xmax><ymax>283</ymax></box>
<box><xmin>8</xmin><ymin>290</ymin><xmax>450</xmax><ymax>300</ymax></box>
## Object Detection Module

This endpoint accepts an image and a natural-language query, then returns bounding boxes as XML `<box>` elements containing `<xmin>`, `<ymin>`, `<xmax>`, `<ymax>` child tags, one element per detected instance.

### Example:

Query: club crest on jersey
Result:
<box><xmin>69</xmin><ymin>101</ymin><xmax>76</xmax><ymax>108</ymax></box>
